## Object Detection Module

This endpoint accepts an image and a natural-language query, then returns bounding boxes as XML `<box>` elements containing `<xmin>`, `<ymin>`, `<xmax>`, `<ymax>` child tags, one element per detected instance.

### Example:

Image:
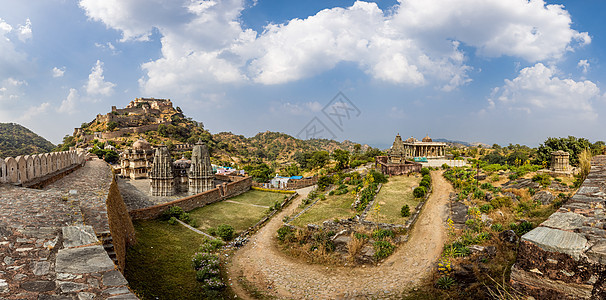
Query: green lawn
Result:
<box><xmin>366</xmin><ymin>175</ymin><xmax>420</xmax><ymax>225</ymax></box>
<box><xmin>189</xmin><ymin>190</ymin><xmax>285</xmax><ymax>233</ymax></box>
<box><xmin>290</xmin><ymin>191</ymin><xmax>356</xmax><ymax>227</ymax></box>
<box><xmin>125</xmin><ymin>220</ymin><xmax>209</xmax><ymax>300</ymax></box>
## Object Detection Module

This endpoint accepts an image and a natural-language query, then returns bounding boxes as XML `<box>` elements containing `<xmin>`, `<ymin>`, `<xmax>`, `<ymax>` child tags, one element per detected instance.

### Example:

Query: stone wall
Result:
<box><xmin>511</xmin><ymin>155</ymin><xmax>606</xmax><ymax>299</ymax></box>
<box><xmin>99</xmin><ymin>123</ymin><xmax>168</xmax><ymax>140</ymax></box>
<box><xmin>375</xmin><ymin>157</ymin><xmax>422</xmax><ymax>175</ymax></box>
<box><xmin>105</xmin><ymin>175</ymin><xmax>136</xmax><ymax>272</ymax></box>
<box><xmin>1</xmin><ymin>150</ymin><xmax>85</xmax><ymax>186</ymax></box>
<box><xmin>129</xmin><ymin>176</ymin><xmax>252</xmax><ymax>220</ymax></box>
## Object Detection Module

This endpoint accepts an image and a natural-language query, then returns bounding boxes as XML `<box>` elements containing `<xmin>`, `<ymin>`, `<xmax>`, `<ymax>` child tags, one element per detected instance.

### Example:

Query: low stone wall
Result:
<box><xmin>511</xmin><ymin>155</ymin><xmax>606</xmax><ymax>299</ymax></box>
<box><xmin>129</xmin><ymin>176</ymin><xmax>252</xmax><ymax>220</ymax></box>
<box><xmin>375</xmin><ymin>157</ymin><xmax>422</xmax><ymax>176</ymax></box>
<box><xmin>1</xmin><ymin>150</ymin><xmax>85</xmax><ymax>186</ymax></box>
<box><xmin>106</xmin><ymin>175</ymin><xmax>136</xmax><ymax>272</ymax></box>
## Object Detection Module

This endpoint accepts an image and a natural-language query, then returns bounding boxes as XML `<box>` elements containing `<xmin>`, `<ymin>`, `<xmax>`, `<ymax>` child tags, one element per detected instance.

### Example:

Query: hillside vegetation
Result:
<box><xmin>0</xmin><ymin>123</ymin><xmax>55</xmax><ymax>158</ymax></box>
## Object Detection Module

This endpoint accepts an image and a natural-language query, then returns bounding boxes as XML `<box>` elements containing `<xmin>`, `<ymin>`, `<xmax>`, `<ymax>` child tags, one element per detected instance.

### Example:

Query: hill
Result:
<box><xmin>63</xmin><ymin>98</ymin><xmax>365</xmax><ymax>165</ymax></box>
<box><xmin>0</xmin><ymin>123</ymin><xmax>55</xmax><ymax>158</ymax></box>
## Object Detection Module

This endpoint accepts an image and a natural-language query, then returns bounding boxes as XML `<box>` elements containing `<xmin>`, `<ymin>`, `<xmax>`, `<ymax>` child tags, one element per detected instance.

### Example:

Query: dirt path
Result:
<box><xmin>227</xmin><ymin>172</ymin><xmax>452</xmax><ymax>299</ymax></box>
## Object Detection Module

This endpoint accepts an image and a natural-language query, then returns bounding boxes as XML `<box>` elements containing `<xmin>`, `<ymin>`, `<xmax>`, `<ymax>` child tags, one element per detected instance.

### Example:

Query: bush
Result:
<box><xmin>215</xmin><ymin>224</ymin><xmax>235</xmax><ymax>241</ymax></box>
<box><xmin>317</xmin><ymin>175</ymin><xmax>332</xmax><ymax>191</ymax></box>
<box><xmin>162</xmin><ymin>206</ymin><xmax>185</xmax><ymax>220</ymax></box>
<box><xmin>373</xmin><ymin>241</ymin><xmax>395</xmax><ymax>260</ymax></box>
<box><xmin>419</xmin><ymin>179</ymin><xmax>431</xmax><ymax>189</ymax></box>
<box><xmin>168</xmin><ymin>216</ymin><xmax>178</xmax><ymax>225</ymax></box>
<box><xmin>421</xmin><ymin>167</ymin><xmax>430</xmax><ymax>176</ymax></box>
<box><xmin>198</xmin><ymin>239</ymin><xmax>225</xmax><ymax>252</ymax></box>
<box><xmin>479</xmin><ymin>204</ymin><xmax>493</xmax><ymax>213</ymax></box>
<box><xmin>491</xmin><ymin>223</ymin><xmax>503</xmax><ymax>232</ymax></box>
<box><xmin>401</xmin><ymin>205</ymin><xmax>411</xmax><ymax>217</ymax></box>
<box><xmin>413</xmin><ymin>186</ymin><xmax>427</xmax><ymax>198</ymax></box>
<box><xmin>531</xmin><ymin>173</ymin><xmax>551</xmax><ymax>187</ymax></box>
<box><xmin>372</xmin><ymin>229</ymin><xmax>394</xmax><ymax>240</ymax></box>
<box><xmin>436</xmin><ymin>276</ymin><xmax>455</xmax><ymax>289</ymax></box>
<box><xmin>442</xmin><ymin>163</ymin><xmax>450</xmax><ymax>170</ymax></box>
<box><xmin>512</xmin><ymin>221</ymin><xmax>534</xmax><ymax>236</ymax></box>
<box><xmin>277</xmin><ymin>226</ymin><xmax>292</xmax><ymax>242</ymax></box>
<box><xmin>490</xmin><ymin>196</ymin><xmax>512</xmax><ymax>209</ymax></box>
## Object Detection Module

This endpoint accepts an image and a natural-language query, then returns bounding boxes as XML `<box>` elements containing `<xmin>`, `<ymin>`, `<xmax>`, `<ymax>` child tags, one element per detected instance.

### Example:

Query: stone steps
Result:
<box><xmin>97</xmin><ymin>231</ymin><xmax>118</xmax><ymax>265</ymax></box>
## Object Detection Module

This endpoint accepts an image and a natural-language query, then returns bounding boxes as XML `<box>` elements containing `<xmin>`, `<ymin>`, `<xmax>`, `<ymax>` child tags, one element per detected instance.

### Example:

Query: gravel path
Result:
<box><xmin>227</xmin><ymin>171</ymin><xmax>452</xmax><ymax>299</ymax></box>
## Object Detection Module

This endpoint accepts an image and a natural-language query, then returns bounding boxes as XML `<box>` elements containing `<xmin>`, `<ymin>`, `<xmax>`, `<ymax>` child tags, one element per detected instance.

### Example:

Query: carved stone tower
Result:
<box><xmin>149</xmin><ymin>145</ymin><xmax>175</xmax><ymax>196</ymax></box>
<box><xmin>188</xmin><ymin>141</ymin><xmax>214</xmax><ymax>195</ymax></box>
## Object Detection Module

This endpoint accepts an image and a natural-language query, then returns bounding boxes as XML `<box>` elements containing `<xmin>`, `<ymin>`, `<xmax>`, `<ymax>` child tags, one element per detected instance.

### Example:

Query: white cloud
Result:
<box><xmin>0</xmin><ymin>77</ymin><xmax>26</xmax><ymax>103</ymax></box>
<box><xmin>85</xmin><ymin>60</ymin><xmax>116</xmax><ymax>96</ymax></box>
<box><xmin>488</xmin><ymin>63</ymin><xmax>600</xmax><ymax>119</ymax></box>
<box><xmin>17</xmin><ymin>18</ymin><xmax>32</xmax><ymax>42</ymax></box>
<box><xmin>79</xmin><ymin>0</ymin><xmax>590</xmax><ymax>95</ymax></box>
<box><xmin>57</xmin><ymin>88</ymin><xmax>79</xmax><ymax>115</ymax></box>
<box><xmin>578</xmin><ymin>59</ymin><xmax>590</xmax><ymax>74</ymax></box>
<box><xmin>271</xmin><ymin>101</ymin><xmax>323</xmax><ymax>115</ymax></box>
<box><xmin>52</xmin><ymin>66</ymin><xmax>65</xmax><ymax>78</ymax></box>
<box><xmin>19</xmin><ymin>102</ymin><xmax>50</xmax><ymax>121</ymax></box>
<box><xmin>0</xmin><ymin>18</ymin><xmax>28</xmax><ymax>79</ymax></box>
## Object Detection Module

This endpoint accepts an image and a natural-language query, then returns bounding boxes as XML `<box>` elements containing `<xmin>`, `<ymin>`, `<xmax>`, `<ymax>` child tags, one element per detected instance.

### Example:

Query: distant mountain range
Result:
<box><xmin>0</xmin><ymin>123</ymin><xmax>55</xmax><ymax>158</ymax></box>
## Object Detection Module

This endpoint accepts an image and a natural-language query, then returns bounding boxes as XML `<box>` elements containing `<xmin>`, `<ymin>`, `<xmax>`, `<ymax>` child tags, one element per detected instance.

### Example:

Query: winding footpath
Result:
<box><xmin>227</xmin><ymin>171</ymin><xmax>453</xmax><ymax>299</ymax></box>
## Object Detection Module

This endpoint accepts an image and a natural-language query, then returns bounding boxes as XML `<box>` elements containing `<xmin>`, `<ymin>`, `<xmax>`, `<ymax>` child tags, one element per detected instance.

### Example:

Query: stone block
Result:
<box><xmin>33</xmin><ymin>261</ymin><xmax>50</xmax><ymax>276</ymax></box>
<box><xmin>102</xmin><ymin>270</ymin><xmax>128</xmax><ymax>286</ymax></box>
<box><xmin>541</xmin><ymin>212</ymin><xmax>587</xmax><ymax>231</ymax></box>
<box><xmin>521</xmin><ymin>227</ymin><xmax>588</xmax><ymax>260</ymax></box>
<box><xmin>62</xmin><ymin>225</ymin><xmax>98</xmax><ymax>248</ymax></box>
<box><xmin>58</xmin><ymin>281</ymin><xmax>88</xmax><ymax>293</ymax></box>
<box><xmin>20</xmin><ymin>280</ymin><xmax>55</xmax><ymax>292</ymax></box>
<box><xmin>56</xmin><ymin>245</ymin><xmax>114</xmax><ymax>273</ymax></box>
<box><xmin>587</xmin><ymin>242</ymin><xmax>606</xmax><ymax>264</ymax></box>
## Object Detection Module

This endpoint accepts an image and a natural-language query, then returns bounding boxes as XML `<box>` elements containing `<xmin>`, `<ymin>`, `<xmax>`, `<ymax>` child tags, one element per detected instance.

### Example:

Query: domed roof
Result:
<box><xmin>133</xmin><ymin>138</ymin><xmax>151</xmax><ymax>150</ymax></box>
<box><xmin>422</xmin><ymin>135</ymin><xmax>432</xmax><ymax>142</ymax></box>
<box><xmin>405</xmin><ymin>136</ymin><xmax>416</xmax><ymax>143</ymax></box>
<box><xmin>173</xmin><ymin>156</ymin><xmax>191</xmax><ymax>168</ymax></box>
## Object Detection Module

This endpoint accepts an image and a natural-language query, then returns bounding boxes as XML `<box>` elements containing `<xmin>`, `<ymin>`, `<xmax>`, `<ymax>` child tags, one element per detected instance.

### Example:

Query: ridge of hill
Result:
<box><xmin>0</xmin><ymin>123</ymin><xmax>56</xmax><ymax>158</ymax></box>
<box><xmin>62</xmin><ymin>98</ymin><xmax>365</xmax><ymax>165</ymax></box>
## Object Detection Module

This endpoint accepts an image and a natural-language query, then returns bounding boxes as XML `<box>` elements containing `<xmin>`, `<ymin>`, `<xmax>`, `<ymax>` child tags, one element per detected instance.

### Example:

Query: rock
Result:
<box><xmin>549</xmin><ymin>182</ymin><xmax>569</xmax><ymax>192</ymax></box>
<box><xmin>332</xmin><ymin>235</ymin><xmax>351</xmax><ymax>253</ymax></box>
<box><xmin>496</xmin><ymin>210</ymin><xmax>504</xmax><ymax>218</ymax></box>
<box><xmin>356</xmin><ymin>245</ymin><xmax>375</xmax><ymax>264</ymax></box>
<box><xmin>475</xmin><ymin>174</ymin><xmax>487</xmax><ymax>180</ymax></box>
<box><xmin>77</xmin><ymin>292</ymin><xmax>96</xmax><ymax>300</ymax></box>
<box><xmin>62</xmin><ymin>226</ymin><xmax>98</xmax><ymax>248</ymax></box>
<box><xmin>521</xmin><ymin>227</ymin><xmax>588</xmax><ymax>260</ymax></box>
<box><xmin>55</xmin><ymin>245</ymin><xmax>115</xmax><ymax>274</ymax></box>
<box><xmin>307</xmin><ymin>224</ymin><xmax>321</xmax><ymax>231</ymax></box>
<box><xmin>500</xmin><ymin>230</ymin><xmax>519</xmax><ymax>244</ymax></box>
<box><xmin>0</xmin><ymin>278</ymin><xmax>7</xmax><ymax>293</ymax></box>
<box><xmin>20</xmin><ymin>280</ymin><xmax>55</xmax><ymax>292</ymax></box>
<box><xmin>0</xmin><ymin>225</ymin><xmax>11</xmax><ymax>238</ymax></box>
<box><xmin>102</xmin><ymin>270</ymin><xmax>128</xmax><ymax>287</ymax></box>
<box><xmin>485</xmin><ymin>192</ymin><xmax>493</xmax><ymax>202</ymax></box>
<box><xmin>33</xmin><ymin>261</ymin><xmax>50</xmax><ymax>276</ymax></box>
<box><xmin>503</xmin><ymin>192</ymin><xmax>519</xmax><ymax>202</ymax></box>
<box><xmin>502</xmin><ymin>178</ymin><xmax>540</xmax><ymax>190</ymax></box>
<box><xmin>453</xmin><ymin>264</ymin><xmax>476</xmax><ymax>285</ymax></box>
<box><xmin>468</xmin><ymin>245</ymin><xmax>486</xmax><ymax>253</ymax></box>
<box><xmin>103</xmin><ymin>286</ymin><xmax>130</xmax><ymax>295</ymax></box>
<box><xmin>541</xmin><ymin>212</ymin><xmax>587</xmax><ymax>231</ymax></box>
<box><xmin>58</xmin><ymin>281</ymin><xmax>88</xmax><ymax>293</ymax></box>
<box><xmin>107</xmin><ymin>294</ymin><xmax>139</xmax><ymax>300</ymax></box>
<box><xmin>481</xmin><ymin>214</ymin><xmax>493</xmax><ymax>227</ymax></box>
<box><xmin>450</xmin><ymin>201</ymin><xmax>469</xmax><ymax>225</ymax></box>
<box><xmin>3</xmin><ymin>256</ymin><xmax>14</xmax><ymax>265</ymax></box>
<box><xmin>532</xmin><ymin>190</ymin><xmax>555</xmax><ymax>205</ymax></box>
<box><xmin>13</xmin><ymin>274</ymin><xmax>27</xmax><ymax>281</ymax></box>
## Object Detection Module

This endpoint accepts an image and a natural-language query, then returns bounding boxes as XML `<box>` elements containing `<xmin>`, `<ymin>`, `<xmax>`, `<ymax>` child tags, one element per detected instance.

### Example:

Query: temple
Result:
<box><xmin>402</xmin><ymin>135</ymin><xmax>446</xmax><ymax>159</ymax></box>
<box><xmin>149</xmin><ymin>141</ymin><xmax>214</xmax><ymax>196</ymax></box>
<box><xmin>375</xmin><ymin>134</ymin><xmax>423</xmax><ymax>175</ymax></box>
<box><xmin>120</xmin><ymin>138</ymin><xmax>154</xmax><ymax>179</ymax></box>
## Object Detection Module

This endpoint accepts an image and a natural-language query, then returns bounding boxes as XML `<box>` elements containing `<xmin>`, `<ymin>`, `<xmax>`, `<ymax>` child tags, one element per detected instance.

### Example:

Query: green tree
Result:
<box><xmin>536</xmin><ymin>136</ymin><xmax>592</xmax><ymax>166</ymax></box>
<box><xmin>244</xmin><ymin>163</ymin><xmax>275</xmax><ymax>182</ymax></box>
<box><xmin>332</xmin><ymin>149</ymin><xmax>350</xmax><ymax>170</ymax></box>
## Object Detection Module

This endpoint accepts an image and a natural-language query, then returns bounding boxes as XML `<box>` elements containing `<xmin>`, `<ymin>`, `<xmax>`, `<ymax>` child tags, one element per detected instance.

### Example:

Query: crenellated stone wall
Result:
<box><xmin>512</xmin><ymin>155</ymin><xmax>606</xmax><ymax>299</ymax></box>
<box><xmin>1</xmin><ymin>150</ymin><xmax>86</xmax><ymax>186</ymax></box>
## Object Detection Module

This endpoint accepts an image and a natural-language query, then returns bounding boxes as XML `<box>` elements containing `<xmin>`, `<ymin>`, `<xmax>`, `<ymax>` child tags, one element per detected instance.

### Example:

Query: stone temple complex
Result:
<box><xmin>375</xmin><ymin>134</ymin><xmax>423</xmax><ymax>175</ymax></box>
<box><xmin>402</xmin><ymin>135</ymin><xmax>446</xmax><ymax>159</ymax></box>
<box><xmin>149</xmin><ymin>141</ymin><xmax>214</xmax><ymax>196</ymax></box>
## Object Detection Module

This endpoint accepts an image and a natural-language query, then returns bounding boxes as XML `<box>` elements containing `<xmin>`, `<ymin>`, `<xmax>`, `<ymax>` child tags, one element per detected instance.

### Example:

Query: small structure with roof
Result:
<box><xmin>120</xmin><ymin>137</ymin><xmax>154</xmax><ymax>179</ymax></box>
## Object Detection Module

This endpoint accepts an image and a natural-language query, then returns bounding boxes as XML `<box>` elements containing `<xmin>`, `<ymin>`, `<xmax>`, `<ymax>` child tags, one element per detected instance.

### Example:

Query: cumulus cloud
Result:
<box><xmin>488</xmin><ymin>63</ymin><xmax>600</xmax><ymax>119</ymax></box>
<box><xmin>0</xmin><ymin>77</ymin><xmax>26</xmax><ymax>103</ymax></box>
<box><xmin>0</xmin><ymin>18</ymin><xmax>28</xmax><ymax>78</ymax></box>
<box><xmin>52</xmin><ymin>66</ymin><xmax>65</xmax><ymax>78</ymax></box>
<box><xmin>19</xmin><ymin>102</ymin><xmax>50</xmax><ymax>121</ymax></box>
<box><xmin>85</xmin><ymin>60</ymin><xmax>116</xmax><ymax>96</ymax></box>
<box><xmin>271</xmin><ymin>101</ymin><xmax>323</xmax><ymax>115</ymax></box>
<box><xmin>79</xmin><ymin>0</ymin><xmax>590</xmax><ymax>95</ymax></box>
<box><xmin>57</xmin><ymin>88</ymin><xmax>79</xmax><ymax>115</ymax></box>
<box><xmin>17</xmin><ymin>18</ymin><xmax>32</xmax><ymax>42</ymax></box>
<box><xmin>578</xmin><ymin>59</ymin><xmax>590</xmax><ymax>74</ymax></box>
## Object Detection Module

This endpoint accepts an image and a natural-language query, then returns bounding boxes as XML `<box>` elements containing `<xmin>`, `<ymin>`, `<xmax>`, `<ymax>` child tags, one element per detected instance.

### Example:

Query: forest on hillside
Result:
<box><xmin>0</xmin><ymin>123</ymin><xmax>55</xmax><ymax>158</ymax></box>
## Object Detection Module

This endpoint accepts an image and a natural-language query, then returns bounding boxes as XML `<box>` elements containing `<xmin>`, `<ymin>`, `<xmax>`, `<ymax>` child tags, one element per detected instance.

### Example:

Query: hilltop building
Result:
<box><xmin>149</xmin><ymin>141</ymin><xmax>214</xmax><ymax>196</ymax></box>
<box><xmin>375</xmin><ymin>134</ymin><xmax>422</xmax><ymax>175</ymax></box>
<box><xmin>402</xmin><ymin>135</ymin><xmax>446</xmax><ymax>159</ymax></box>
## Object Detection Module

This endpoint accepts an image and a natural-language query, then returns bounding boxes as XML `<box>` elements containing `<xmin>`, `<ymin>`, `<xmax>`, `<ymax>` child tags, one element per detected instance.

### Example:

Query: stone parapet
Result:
<box><xmin>512</xmin><ymin>155</ymin><xmax>606</xmax><ymax>299</ymax></box>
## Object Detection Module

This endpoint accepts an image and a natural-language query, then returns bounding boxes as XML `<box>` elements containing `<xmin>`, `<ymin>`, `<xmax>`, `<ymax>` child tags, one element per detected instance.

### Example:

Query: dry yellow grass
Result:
<box><xmin>366</xmin><ymin>175</ymin><xmax>420</xmax><ymax>224</ymax></box>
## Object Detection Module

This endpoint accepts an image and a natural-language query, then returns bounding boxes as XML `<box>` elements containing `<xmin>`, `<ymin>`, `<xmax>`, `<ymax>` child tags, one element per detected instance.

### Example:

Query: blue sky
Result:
<box><xmin>1</xmin><ymin>0</ymin><xmax>605</xmax><ymax>149</ymax></box>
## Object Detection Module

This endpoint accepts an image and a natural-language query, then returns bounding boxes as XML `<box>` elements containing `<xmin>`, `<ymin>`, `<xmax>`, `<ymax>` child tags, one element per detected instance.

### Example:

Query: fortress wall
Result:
<box><xmin>511</xmin><ymin>155</ymin><xmax>606</xmax><ymax>299</ymax></box>
<box><xmin>106</xmin><ymin>174</ymin><xmax>136</xmax><ymax>272</ymax></box>
<box><xmin>129</xmin><ymin>176</ymin><xmax>253</xmax><ymax>220</ymax></box>
<box><xmin>0</xmin><ymin>159</ymin><xmax>5</xmax><ymax>183</ymax></box>
<box><xmin>3</xmin><ymin>150</ymin><xmax>83</xmax><ymax>187</ymax></box>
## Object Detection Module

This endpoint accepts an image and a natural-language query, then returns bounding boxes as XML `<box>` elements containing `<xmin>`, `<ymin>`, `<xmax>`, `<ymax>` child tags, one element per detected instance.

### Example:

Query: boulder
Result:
<box><xmin>468</xmin><ymin>245</ymin><xmax>486</xmax><ymax>254</ymax></box>
<box><xmin>481</xmin><ymin>214</ymin><xmax>493</xmax><ymax>227</ymax></box>
<box><xmin>500</xmin><ymin>230</ymin><xmax>519</xmax><ymax>244</ymax></box>
<box><xmin>450</xmin><ymin>201</ymin><xmax>469</xmax><ymax>226</ymax></box>
<box><xmin>356</xmin><ymin>245</ymin><xmax>375</xmax><ymax>264</ymax></box>
<box><xmin>532</xmin><ymin>190</ymin><xmax>555</xmax><ymax>205</ymax></box>
<box><xmin>502</xmin><ymin>192</ymin><xmax>519</xmax><ymax>203</ymax></box>
<box><xmin>333</xmin><ymin>235</ymin><xmax>351</xmax><ymax>253</ymax></box>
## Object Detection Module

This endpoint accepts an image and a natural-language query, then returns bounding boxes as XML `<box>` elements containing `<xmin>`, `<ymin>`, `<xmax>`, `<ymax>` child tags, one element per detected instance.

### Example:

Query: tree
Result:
<box><xmin>104</xmin><ymin>150</ymin><xmax>119</xmax><ymax>164</ymax></box>
<box><xmin>354</xmin><ymin>144</ymin><xmax>362</xmax><ymax>153</ymax></box>
<box><xmin>107</xmin><ymin>121</ymin><xmax>118</xmax><ymax>131</ymax></box>
<box><xmin>317</xmin><ymin>175</ymin><xmax>332</xmax><ymax>191</ymax></box>
<box><xmin>309</xmin><ymin>151</ymin><xmax>329</xmax><ymax>169</ymax></box>
<box><xmin>332</xmin><ymin>149</ymin><xmax>350</xmax><ymax>170</ymax></box>
<box><xmin>244</xmin><ymin>163</ymin><xmax>274</xmax><ymax>182</ymax></box>
<box><xmin>536</xmin><ymin>136</ymin><xmax>592</xmax><ymax>166</ymax></box>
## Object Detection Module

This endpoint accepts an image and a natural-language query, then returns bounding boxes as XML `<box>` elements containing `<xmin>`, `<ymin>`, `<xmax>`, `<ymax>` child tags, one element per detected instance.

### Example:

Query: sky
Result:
<box><xmin>1</xmin><ymin>0</ymin><xmax>605</xmax><ymax>149</ymax></box>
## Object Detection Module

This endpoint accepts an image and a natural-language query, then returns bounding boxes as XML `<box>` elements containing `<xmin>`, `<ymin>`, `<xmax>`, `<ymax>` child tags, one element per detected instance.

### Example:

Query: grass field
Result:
<box><xmin>290</xmin><ymin>190</ymin><xmax>356</xmax><ymax>227</ymax></box>
<box><xmin>366</xmin><ymin>175</ymin><xmax>421</xmax><ymax>224</ymax></box>
<box><xmin>125</xmin><ymin>219</ymin><xmax>210</xmax><ymax>300</ymax></box>
<box><xmin>189</xmin><ymin>190</ymin><xmax>285</xmax><ymax>233</ymax></box>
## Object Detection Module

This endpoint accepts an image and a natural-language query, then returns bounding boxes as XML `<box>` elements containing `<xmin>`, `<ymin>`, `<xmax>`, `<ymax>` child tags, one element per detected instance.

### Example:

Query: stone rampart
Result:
<box><xmin>512</xmin><ymin>155</ymin><xmax>606</xmax><ymax>299</ymax></box>
<box><xmin>129</xmin><ymin>176</ymin><xmax>252</xmax><ymax>220</ymax></box>
<box><xmin>106</xmin><ymin>175</ymin><xmax>136</xmax><ymax>272</ymax></box>
<box><xmin>1</xmin><ymin>150</ymin><xmax>84</xmax><ymax>186</ymax></box>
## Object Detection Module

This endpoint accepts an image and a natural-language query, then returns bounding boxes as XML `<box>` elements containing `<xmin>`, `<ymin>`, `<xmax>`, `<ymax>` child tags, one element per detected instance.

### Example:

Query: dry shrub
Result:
<box><xmin>347</xmin><ymin>233</ymin><xmax>365</xmax><ymax>261</ymax></box>
<box><xmin>579</xmin><ymin>149</ymin><xmax>592</xmax><ymax>180</ymax></box>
